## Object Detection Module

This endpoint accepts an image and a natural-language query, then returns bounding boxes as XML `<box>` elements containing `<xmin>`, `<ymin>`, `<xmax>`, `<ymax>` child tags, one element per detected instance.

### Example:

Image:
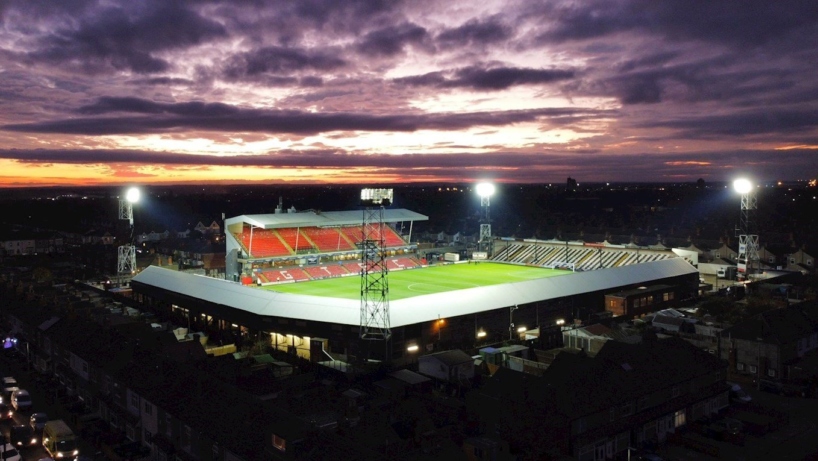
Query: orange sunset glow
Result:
<box><xmin>0</xmin><ymin>1</ymin><xmax>816</xmax><ymax>187</ymax></box>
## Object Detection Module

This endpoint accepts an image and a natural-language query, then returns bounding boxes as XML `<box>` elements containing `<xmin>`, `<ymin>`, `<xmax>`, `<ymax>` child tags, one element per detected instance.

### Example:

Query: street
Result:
<box><xmin>1</xmin><ymin>347</ymin><xmax>100</xmax><ymax>461</ymax></box>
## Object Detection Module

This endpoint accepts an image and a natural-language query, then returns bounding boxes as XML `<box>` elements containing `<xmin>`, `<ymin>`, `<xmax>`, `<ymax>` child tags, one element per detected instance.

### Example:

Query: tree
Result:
<box><xmin>696</xmin><ymin>296</ymin><xmax>737</xmax><ymax>322</ymax></box>
<box><xmin>31</xmin><ymin>267</ymin><xmax>52</xmax><ymax>284</ymax></box>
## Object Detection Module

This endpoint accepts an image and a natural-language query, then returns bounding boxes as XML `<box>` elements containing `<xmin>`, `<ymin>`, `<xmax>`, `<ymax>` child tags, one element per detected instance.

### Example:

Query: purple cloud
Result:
<box><xmin>3</xmin><ymin>97</ymin><xmax>607</xmax><ymax>135</ymax></box>
<box><xmin>396</xmin><ymin>65</ymin><xmax>576</xmax><ymax>90</ymax></box>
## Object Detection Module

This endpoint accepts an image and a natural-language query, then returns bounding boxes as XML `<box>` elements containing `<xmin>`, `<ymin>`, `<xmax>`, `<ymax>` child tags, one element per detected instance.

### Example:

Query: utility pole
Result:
<box><xmin>509</xmin><ymin>305</ymin><xmax>519</xmax><ymax>341</ymax></box>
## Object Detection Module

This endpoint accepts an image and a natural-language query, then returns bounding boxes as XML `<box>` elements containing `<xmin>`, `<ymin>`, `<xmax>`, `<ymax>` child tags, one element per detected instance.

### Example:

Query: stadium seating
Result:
<box><xmin>340</xmin><ymin>224</ymin><xmax>406</xmax><ymax>248</ymax></box>
<box><xmin>277</xmin><ymin>228</ymin><xmax>313</xmax><ymax>252</ymax></box>
<box><xmin>380</xmin><ymin>225</ymin><xmax>406</xmax><ymax>247</ymax></box>
<box><xmin>343</xmin><ymin>261</ymin><xmax>365</xmax><ymax>273</ymax></box>
<box><xmin>240</xmin><ymin>228</ymin><xmax>291</xmax><ymax>257</ymax></box>
<box><xmin>261</xmin><ymin>267</ymin><xmax>310</xmax><ymax>283</ymax></box>
<box><xmin>492</xmin><ymin>242</ymin><xmax>678</xmax><ymax>272</ymax></box>
<box><xmin>303</xmin><ymin>227</ymin><xmax>355</xmax><ymax>251</ymax></box>
<box><xmin>304</xmin><ymin>265</ymin><xmax>349</xmax><ymax>279</ymax></box>
<box><xmin>386</xmin><ymin>257</ymin><xmax>420</xmax><ymax>270</ymax></box>
<box><xmin>340</xmin><ymin>226</ymin><xmax>364</xmax><ymax>245</ymax></box>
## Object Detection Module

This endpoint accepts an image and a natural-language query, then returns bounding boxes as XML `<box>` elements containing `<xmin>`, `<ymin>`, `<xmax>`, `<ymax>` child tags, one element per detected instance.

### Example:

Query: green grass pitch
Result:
<box><xmin>264</xmin><ymin>262</ymin><xmax>570</xmax><ymax>300</ymax></box>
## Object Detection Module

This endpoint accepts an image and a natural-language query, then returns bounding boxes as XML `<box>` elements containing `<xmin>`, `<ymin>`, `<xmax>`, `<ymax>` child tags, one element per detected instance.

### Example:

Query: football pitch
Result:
<box><xmin>265</xmin><ymin>262</ymin><xmax>570</xmax><ymax>300</ymax></box>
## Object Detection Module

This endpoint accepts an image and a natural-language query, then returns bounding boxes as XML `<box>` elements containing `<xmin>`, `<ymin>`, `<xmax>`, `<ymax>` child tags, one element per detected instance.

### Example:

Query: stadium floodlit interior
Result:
<box><xmin>130</xmin><ymin>195</ymin><xmax>700</xmax><ymax>364</ymax></box>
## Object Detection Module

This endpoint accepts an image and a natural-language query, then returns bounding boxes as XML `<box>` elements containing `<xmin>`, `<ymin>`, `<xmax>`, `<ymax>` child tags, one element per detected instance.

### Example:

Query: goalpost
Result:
<box><xmin>546</xmin><ymin>261</ymin><xmax>575</xmax><ymax>272</ymax></box>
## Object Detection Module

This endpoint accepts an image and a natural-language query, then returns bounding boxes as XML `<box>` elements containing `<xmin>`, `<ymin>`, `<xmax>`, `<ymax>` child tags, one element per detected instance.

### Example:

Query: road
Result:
<box><xmin>0</xmin><ymin>348</ymin><xmax>100</xmax><ymax>461</ymax></box>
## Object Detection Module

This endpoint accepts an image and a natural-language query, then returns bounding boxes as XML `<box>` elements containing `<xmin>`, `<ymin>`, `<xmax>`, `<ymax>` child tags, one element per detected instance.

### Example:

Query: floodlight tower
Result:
<box><xmin>733</xmin><ymin>179</ymin><xmax>759</xmax><ymax>280</ymax></box>
<box><xmin>476</xmin><ymin>182</ymin><xmax>495</xmax><ymax>255</ymax></box>
<box><xmin>117</xmin><ymin>187</ymin><xmax>140</xmax><ymax>284</ymax></box>
<box><xmin>359</xmin><ymin>188</ymin><xmax>393</xmax><ymax>341</ymax></box>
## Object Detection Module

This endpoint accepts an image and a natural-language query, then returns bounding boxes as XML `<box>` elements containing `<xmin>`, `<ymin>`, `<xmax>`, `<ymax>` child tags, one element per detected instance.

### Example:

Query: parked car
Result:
<box><xmin>0</xmin><ymin>443</ymin><xmax>21</xmax><ymax>461</ymax></box>
<box><xmin>10</xmin><ymin>389</ymin><xmax>31</xmax><ymax>412</ymax></box>
<box><xmin>705</xmin><ymin>417</ymin><xmax>744</xmax><ymax>442</ymax></box>
<box><xmin>0</xmin><ymin>402</ymin><xmax>14</xmax><ymax>420</ymax></box>
<box><xmin>1</xmin><ymin>377</ymin><xmax>17</xmax><ymax>402</ymax></box>
<box><xmin>2</xmin><ymin>383</ymin><xmax>19</xmax><ymax>401</ymax></box>
<box><xmin>10</xmin><ymin>424</ymin><xmax>38</xmax><ymax>448</ymax></box>
<box><xmin>727</xmin><ymin>382</ymin><xmax>752</xmax><ymax>404</ymax></box>
<box><xmin>30</xmin><ymin>412</ymin><xmax>48</xmax><ymax>432</ymax></box>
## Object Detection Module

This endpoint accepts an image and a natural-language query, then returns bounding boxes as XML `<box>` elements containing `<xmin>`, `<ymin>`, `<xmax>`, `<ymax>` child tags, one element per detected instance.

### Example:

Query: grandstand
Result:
<box><xmin>224</xmin><ymin>209</ymin><xmax>427</xmax><ymax>281</ymax></box>
<box><xmin>492</xmin><ymin>239</ymin><xmax>677</xmax><ymax>272</ymax></box>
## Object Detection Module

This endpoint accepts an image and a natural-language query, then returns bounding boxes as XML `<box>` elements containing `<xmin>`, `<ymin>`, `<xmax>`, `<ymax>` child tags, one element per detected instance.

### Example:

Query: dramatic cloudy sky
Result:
<box><xmin>0</xmin><ymin>0</ymin><xmax>817</xmax><ymax>187</ymax></box>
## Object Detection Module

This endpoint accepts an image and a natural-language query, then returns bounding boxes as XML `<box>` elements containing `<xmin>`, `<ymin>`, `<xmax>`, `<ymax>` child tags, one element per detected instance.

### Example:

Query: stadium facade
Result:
<box><xmin>131</xmin><ymin>209</ymin><xmax>700</xmax><ymax>364</ymax></box>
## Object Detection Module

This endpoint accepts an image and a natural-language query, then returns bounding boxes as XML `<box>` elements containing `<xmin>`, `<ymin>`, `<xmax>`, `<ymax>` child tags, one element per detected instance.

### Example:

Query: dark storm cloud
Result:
<box><xmin>436</xmin><ymin>16</ymin><xmax>512</xmax><ymax>48</ymax></box>
<box><xmin>355</xmin><ymin>23</ymin><xmax>430</xmax><ymax>57</ymax></box>
<box><xmin>130</xmin><ymin>77</ymin><xmax>196</xmax><ymax>86</ymax></box>
<box><xmin>637</xmin><ymin>109</ymin><xmax>818</xmax><ymax>138</ymax></box>
<box><xmin>4</xmin><ymin>97</ymin><xmax>606</xmax><ymax>136</ymax></box>
<box><xmin>289</xmin><ymin>0</ymin><xmax>395</xmax><ymax>26</ymax></box>
<box><xmin>534</xmin><ymin>0</ymin><xmax>818</xmax><ymax>47</ymax></box>
<box><xmin>22</xmin><ymin>2</ymin><xmax>226</xmax><ymax>73</ymax></box>
<box><xmin>76</xmin><ymin>97</ymin><xmax>239</xmax><ymax>117</ymax></box>
<box><xmin>591</xmin><ymin>55</ymin><xmax>799</xmax><ymax>105</ymax></box>
<box><xmin>222</xmin><ymin>46</ymin><xmax>346</xmax><ymax>79</ymax></box>
<box><xmin>396</xmin><ymin>66</ymin><xmax>576</xmax><ymax>90</ymax></box>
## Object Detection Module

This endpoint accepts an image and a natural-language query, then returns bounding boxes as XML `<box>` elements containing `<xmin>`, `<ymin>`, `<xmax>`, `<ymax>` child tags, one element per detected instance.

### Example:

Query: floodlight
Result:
<box><xmin>476</xmin><ymin>182</ymin><xmax>495</xmax><ymax>198</ymax></box>
<box><xmin>733</xmin><ymin>179</ymin><xmax>752</xmax><ymax>194</ymax></box>
<box><xmin>476</xmin><ymin>330</ymin><xmax>487</xmax><ymax>338</ymax></box>
<box><xmin>360</xmin><ymin>188</ymin><xmax>393</xmax><ymax>206</ymax></box>
<box><xmin>126</xmin><ymin>187</ymin><xmax>141</xmax><ymax>203</ymax></box>
<box><xmin>555</xmin><ymin>319</ymin><xmax>566</xmax><ymax>326</ymax></box>
<box><xmin>517</xmin><ymin>326</ymin><xmax>527</xmax><ymax>333</ymax></box>
<box><xmin>406</xmin><ymin>344</ymin><xmax>419</xmax><ymax>352</ymax></box>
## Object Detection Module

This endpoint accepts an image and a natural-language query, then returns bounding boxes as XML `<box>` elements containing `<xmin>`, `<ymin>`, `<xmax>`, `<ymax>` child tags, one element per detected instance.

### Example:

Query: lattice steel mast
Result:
<box><xmin>117</xmin><ymin>188</ymin><xmax>140</xmax><ymax>283</ymax></box>
<box><xmin>359</xmin><ymin>189</ymin><xmax>393</xmax><ymax>340</ymax></box>
<box><xmin>734</xmin><ymin>179</ymin><xmax>759</xmax><ymax>280</ymax></box>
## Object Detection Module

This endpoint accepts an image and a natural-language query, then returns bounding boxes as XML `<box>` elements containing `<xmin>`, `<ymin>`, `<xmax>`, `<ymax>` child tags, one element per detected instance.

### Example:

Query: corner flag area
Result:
<box><xmin>265</xmin><ymin>262</ymin><xmax>570</xmax><ymax>300</ymax></box>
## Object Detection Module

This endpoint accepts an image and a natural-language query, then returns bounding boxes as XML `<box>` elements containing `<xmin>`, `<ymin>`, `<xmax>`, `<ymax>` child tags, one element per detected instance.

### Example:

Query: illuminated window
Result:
<box><xmin>749</xmin><ymin>365</ymin><xmax>757</xmax><ymax>374</ymax></box>
<box><xmin>273</xmin><ymin>434</ymin><xmax>286</xmax><ymax>452</ymax></box>
<box><xmin>737</xmin><ymin>362</ymin><xmax>745</xmax><ymax>371</ymax></box>
<box><xmin>768</xmin><ymin>369</ymin><xmax>776</xmax><ymax>377</ymax></box>
<box><xmin>674</xmin><ymin>410</ymin><xmax>686</xmax><ymax>428</ymax></box>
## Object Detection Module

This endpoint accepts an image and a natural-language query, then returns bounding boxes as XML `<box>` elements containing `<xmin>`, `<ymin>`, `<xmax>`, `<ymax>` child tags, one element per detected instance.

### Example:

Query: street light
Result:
<box><xmin>509</xmin><ymin>305</ymin><xmax>519</xmax><ymax>340</ymax></box>
<box><xmin>476</xmin><ymin>182</ymin><xmax>495</xmax><ymax>255</ymax></box>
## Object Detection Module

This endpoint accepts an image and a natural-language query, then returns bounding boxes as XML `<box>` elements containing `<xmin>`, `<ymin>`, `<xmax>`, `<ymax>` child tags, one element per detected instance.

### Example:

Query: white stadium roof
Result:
<box><xmin>133</xmin><ymin>258</ymin><xmax>697</xmax><ymax>328</ymax></box>
<box><xmin>224</xmin><ymin>209</ymin><xmax>427</xmax><ymax>229</ymax></box>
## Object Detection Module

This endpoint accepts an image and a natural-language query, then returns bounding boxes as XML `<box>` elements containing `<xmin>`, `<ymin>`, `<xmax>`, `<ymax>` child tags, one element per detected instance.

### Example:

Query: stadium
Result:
<box><xmin>131</xmin><ymin>202</ymin><xmax>700</xmax><ymax>366</ymax></box>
